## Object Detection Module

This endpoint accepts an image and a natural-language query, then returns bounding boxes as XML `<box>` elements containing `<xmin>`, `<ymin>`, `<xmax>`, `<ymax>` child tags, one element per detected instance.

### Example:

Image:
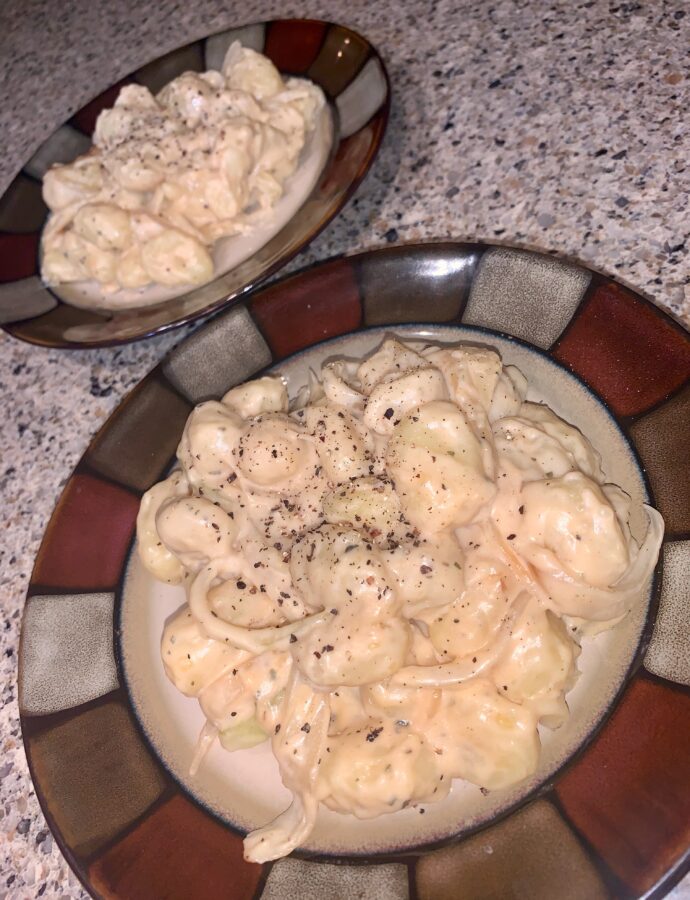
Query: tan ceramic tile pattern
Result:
<box><xmin>463</xmin><ymin>247</ymin><xmax>591</xmax><ymax>348</ymax></box>
<box><xmin>163</xmin><ymin>304</ymin><xmax>272</xmax><ymax>403</ymax></box>
<box><xmin>416</xmin><ymin>799</ymin><xmax>609</xmax><ymax>900</ymax></box>
<box><xmin>645</xmin><ymin>540</ymin><xmax>690</xmax><ymax>686</ymax></box>
<box><xmin>261</xmin><ymin>857</ymin><xmax>409</xmax><ymax>900</ymax></box>
<box><xmin>20</xmin><ymin>592</ymin><xmax>119</xmax><ymax>715</ymax></box>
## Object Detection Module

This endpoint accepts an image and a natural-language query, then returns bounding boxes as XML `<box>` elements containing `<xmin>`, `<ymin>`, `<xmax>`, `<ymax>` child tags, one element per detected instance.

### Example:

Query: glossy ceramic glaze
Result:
<box><xmin>19</xmin><ymin>243</ymin><xmax>690</xmax><ymax>899</ymax></box>
<box><xmin>0</xmin><ymin>19</ymin><xmax>389</xmax><ymax>348</ymax></box>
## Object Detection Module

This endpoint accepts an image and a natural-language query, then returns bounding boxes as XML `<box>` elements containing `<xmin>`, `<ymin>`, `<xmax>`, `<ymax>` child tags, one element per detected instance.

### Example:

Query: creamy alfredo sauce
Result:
<box><xmin>129</xmin><ymin>330</ymin><xmax>663</xmax><ymax>862</ymax></box>
<box><xmin>41</xmin><ymin>43</ymin><xmax>330</xmax><ymax>311</ymax></box>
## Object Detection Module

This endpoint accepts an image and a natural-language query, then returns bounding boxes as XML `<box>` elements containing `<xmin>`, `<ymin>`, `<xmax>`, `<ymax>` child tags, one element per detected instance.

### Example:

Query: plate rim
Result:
<box><xmin>17</xmin><ymin>240</ymin><xmax>690</xmax><ymax>899</ymax></box>
<box><xmin>112</xmin><ymin>319</ymin><xmax>662</xmax><ymax>863</ymax></box>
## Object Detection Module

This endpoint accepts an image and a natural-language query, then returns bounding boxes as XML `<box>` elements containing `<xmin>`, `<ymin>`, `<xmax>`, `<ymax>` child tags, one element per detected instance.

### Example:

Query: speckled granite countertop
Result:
<box><xmin>0</xmin><ymin>0</ymin><xmax>688</xmax><ymax>896</ymax></box>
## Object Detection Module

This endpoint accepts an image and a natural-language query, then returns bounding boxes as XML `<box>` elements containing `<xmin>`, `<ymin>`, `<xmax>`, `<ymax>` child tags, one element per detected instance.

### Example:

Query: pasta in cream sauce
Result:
<box><xmin>41</xmin><ymin>43</ymin><xmax>325</xmax><ymax>296</ymax></box>
<box><xmin>136</xmin><ymin>337</ymin><xmax>663</xmax><ymax>862</ymax></box>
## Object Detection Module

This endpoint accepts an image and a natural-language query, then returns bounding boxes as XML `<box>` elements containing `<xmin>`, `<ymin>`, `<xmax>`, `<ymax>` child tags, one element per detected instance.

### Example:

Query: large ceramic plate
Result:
<box><xmin>19</xmin><ymin>243</ymin><xmax>690</xmax><ymax>899</ymax></box>
<box><xmin>0</xmin><ymin>18</ymin><xmax>389</xmax><ymax>348</ymax></box>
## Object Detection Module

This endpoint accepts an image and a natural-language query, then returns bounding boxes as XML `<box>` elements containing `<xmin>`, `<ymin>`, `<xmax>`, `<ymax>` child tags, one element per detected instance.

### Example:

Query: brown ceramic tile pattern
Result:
<box><xmin>644</xmin><ymin>540</ymin><xmax>690</xmax><ymax>686</ymax></box>
<box><xmin>415</xmin><ymin>798</ymin><xmax>609</xmax><ymax>900</ymax></box>
<box><xmin>135</xmin><ymin>42</ymin><xmax>205</xmax><ymax>93</ymax></box>
<box><xmin>6</xmin><ymin>301</ymin><xmax>105</xmax><ymax>347</ymax></box>
<box><xmin>553</xmin><ymin>281</ymin><xmax>690</xmax><ymax>418</ymax></box>
<box><xmin>32</xmin><ymin>473</ymin><xmax>140</xmax><ymax>590</ymax></box>
<box><xmin>359</xmin><ymin>244</ymin><xmax>478</xmax><ymax>326</ymax></box>
<box><xmin>28</xmin><ymin>697</ymin><xmax>167</xmax><ymax>859</ymax></box>
<box><xmin>319</xmin><ymin>124</ymin><xmax>381</xmax><ymax>198</ymax></box>
<box><xmin>264</xmin><ymin>19</ymin><xmax>326</xmax><ymax>73</ymax></box>
<box><xmin>307</xmin><ymin>24</ymin><xmax>370</xmax><ymax>97</ymax></box>
<box><xmin>629</xmin><ymin>383</ymin><xmax>690</xmax><ymax>537</ymax></box>
<box><xmin>249</xmin><ymin>257</ymin><xmax>362</xmax><ymax>358</ymax></box>
<box><xmin>89</xmin><ymin>793</ymin><xmax>262</xmax><ymax>900</ymax></box>
<box><xmin>85</xmin><ymin>372</ymin><xmax>191</xmax><ymax>493</ymax></box>
<box><xmin>0</xmin><ymin>174</ymin><xmax>47</xmax><ymax>232</ymax></box>
<box><xmin>556</xmin><ymin>676</ymin><xmax>690</xmax><ymax>895</ymax></box>
<box><xmin>0</xmin><ymin>232</ymin><xmax>39</xmax><ymax>282</ymax></box>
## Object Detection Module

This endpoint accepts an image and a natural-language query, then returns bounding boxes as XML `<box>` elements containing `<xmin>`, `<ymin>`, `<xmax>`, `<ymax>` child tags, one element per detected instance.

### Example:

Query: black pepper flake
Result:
<box><xmin>330</xmin><ymin>608</ymin><xmax>339</xmax><ymax>615</ymax></box>
<box><xmin>366</xmin><ymin>726</ymin><xmax>384</xmax><ymax>742</ymax></box>
<box><xmin>275</xmin><ymin>724</ymin><xmax>281</xmax><ymax>734</ymax></box>
<box><xmin>301</xmin><ymin>723</ymin><xmax>311</xmax><ymax>733</ymax></box>
<box><xmin>211</xmin><ymin>522</ymin><xmax>220</xmax><ymax>531</ymax></box>
<box><xmin>420</xmin><ymin>564</ymin><xmax>432</xmax><ymax>574</ymax></box>
<box><xmin>518</xmin><ymin>505</ymin><xmax>525</xmax><ymax>515</ymax></box>
<box><xmin>313</xmin><ymin>651</ymin><xmax>322</xmax><ymax>659</ymax></box>
<box><xmin>289</xmin><ymin>633</ymin><xmax>297</xmax><ymax>643</ymax></box>
<box><xmin>236</xmin><ymin>580</ymin><xmax>247</xmax><ymax>590</ymax></box>
<box><xmin>506</xmin><ymin>534</ymin><xmax>516</xmax><ymax>541</ymax></box>
<box><xmin>322</xmin><ymin>644</ymin><xmax>334</xmax><ymax>653</ymax></box>
<box><xmin>383</xmin><ymin>408</ymin><xmax>395</xmax><ymax>419</ymax></box>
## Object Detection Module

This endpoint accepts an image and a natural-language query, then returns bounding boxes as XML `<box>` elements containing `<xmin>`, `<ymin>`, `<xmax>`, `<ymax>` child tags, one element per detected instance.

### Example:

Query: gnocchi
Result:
<box><xmin>137</xmin><ymin>336</ymin><xmax>663</xmax><ymax>863</ymax></box>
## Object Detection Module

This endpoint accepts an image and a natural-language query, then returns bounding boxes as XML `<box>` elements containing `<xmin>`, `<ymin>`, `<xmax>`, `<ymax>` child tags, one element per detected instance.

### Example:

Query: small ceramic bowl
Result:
<box><xmin>0</xmin><ymin>18</ymin><xmax>389</xmax><ymax>348</ymax></box>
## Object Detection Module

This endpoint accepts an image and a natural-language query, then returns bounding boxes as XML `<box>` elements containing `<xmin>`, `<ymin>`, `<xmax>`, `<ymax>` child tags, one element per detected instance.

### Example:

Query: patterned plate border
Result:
<box><xmin>18</xmin><ymin>243</ymin><xmax>690</xmax><ymax>900</ymax></box>
<box><xmin>0</xmin><ymin>18</ymin><xmax>390</xmax><ymax>348</ymax></box>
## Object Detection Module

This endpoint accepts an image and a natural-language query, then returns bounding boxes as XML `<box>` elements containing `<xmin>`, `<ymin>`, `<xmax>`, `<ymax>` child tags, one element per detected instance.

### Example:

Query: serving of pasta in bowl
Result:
<box><xmin>124</xmin><ymin>325</ymin><xmax>663</xmax><ymax>862</ymax></box>
<box><xmin>19</xmin><ymin>243</ymin><xmax>689</xmax><ymax>898</ymax></box>
<box><xmin>0</xmin><ymin>19</ymin><xmax>389</xmax><ymax>347</ymax></box>
<box><xmin>40</xmin><ymin>42</ymin><xmax>330</xmax><ymax>311</ymax></box>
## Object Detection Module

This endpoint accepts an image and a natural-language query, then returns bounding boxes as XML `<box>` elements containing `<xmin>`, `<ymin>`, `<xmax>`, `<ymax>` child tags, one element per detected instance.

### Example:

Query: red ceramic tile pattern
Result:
<box><xmin>556</xmin><ymin>676</ymin><xmax>690</xmax><ymax>895</ymax></box>
<box><xmin>249</xmin><ymin>257</ymin><xmax>361</xmax><ymax>358</ymax></box>
<box><xmin>70</xmin><ymin>79</ymin><xmax>134</xmax><ymax>135</ymax></box>
<box><xmin>264</xmin><ymin>19</ymin><xmax>327</xmax><ymax>73</ymax></box>
<box><xmin>32</xmin><ymin>473</ymin><xmax>140</xmax><ymax>590</ymax></box>
<box><xmin>89</xmin><ymin>793</ymin><xmax>262</xmax><ymax>900</ymax></box>
<box><xmin>553</xmin><ymin>281</ymin><xmax>690</xmax><ymax>418</ymax></box>
<box><xmin>0</xmin><ymin>232</ymin><xmax>39</xmax><ymax>282</ymax></box>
